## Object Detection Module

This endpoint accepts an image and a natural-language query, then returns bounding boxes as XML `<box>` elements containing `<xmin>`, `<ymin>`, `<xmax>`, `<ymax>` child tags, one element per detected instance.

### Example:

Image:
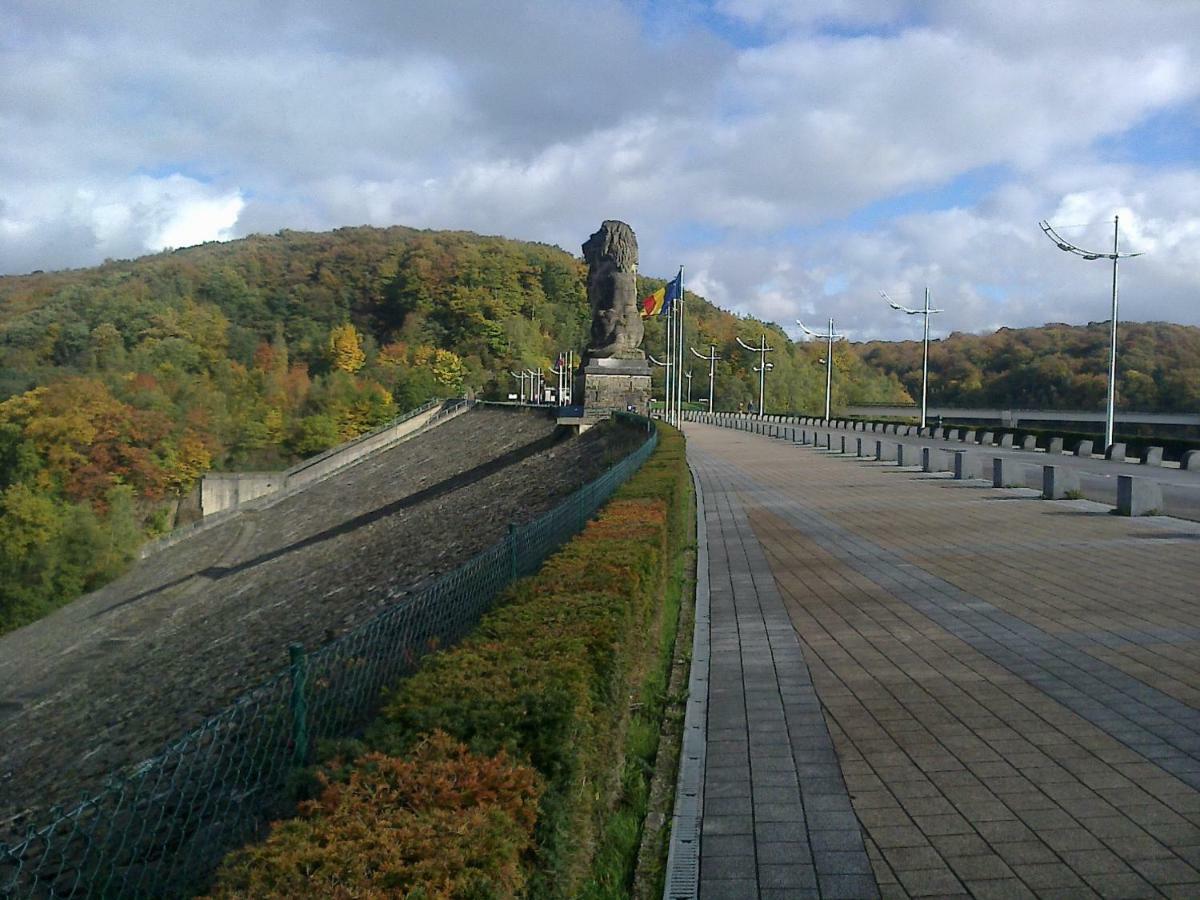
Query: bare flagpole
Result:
<box><xmin>676</xmin><ymin>266</ymin><xmax>685</xmax><ymax>425</ymax></box>
<box><xmin>667</xmin><ymin>282</ymin><xmax>676</xmax><ymax>422</ymax></box>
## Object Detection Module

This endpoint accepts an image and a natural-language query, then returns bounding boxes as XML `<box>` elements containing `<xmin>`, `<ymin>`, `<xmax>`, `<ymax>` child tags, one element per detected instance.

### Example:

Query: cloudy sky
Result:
<box><xmin>2</xmin><ymin>0</ymin><xmax>1198</xmax><ymax>341</ymax></box>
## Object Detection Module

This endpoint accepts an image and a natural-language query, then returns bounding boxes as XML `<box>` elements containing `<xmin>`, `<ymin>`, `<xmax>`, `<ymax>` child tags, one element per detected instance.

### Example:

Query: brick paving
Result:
<box><xmin>683</xmin><ymin>420</ymin><xmax>1200</xmax><ymax>898</ymax></box>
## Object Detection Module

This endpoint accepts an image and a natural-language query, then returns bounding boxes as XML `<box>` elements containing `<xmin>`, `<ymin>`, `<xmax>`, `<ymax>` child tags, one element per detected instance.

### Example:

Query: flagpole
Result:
<box><xmin>676</xmin><ymin>266</ymin><xmax>684</xmax><ymax>426</ymax></box>
<box><xmin>664</xmin><ymin>283</ymin><xmax>673</xmax><ymax>423</ymax></box>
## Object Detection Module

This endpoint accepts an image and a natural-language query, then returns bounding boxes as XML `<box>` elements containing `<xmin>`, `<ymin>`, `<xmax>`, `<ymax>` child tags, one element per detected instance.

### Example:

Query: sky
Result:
<box><xmin>2</xmin><ymin>0</ymin><xmax>1199</xmax><ymax>343</ymax></box>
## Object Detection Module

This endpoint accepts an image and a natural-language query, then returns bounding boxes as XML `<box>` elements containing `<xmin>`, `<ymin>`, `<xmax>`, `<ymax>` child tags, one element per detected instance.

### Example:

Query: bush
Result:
<box><xmin>209</xmin><ymin>423</ymin><xmax>690</xmax><ymax>897</ymax></box>
<box><xmin>207</xmin><ymin>731</ymin><xmax>542</xmax><ymax>899</ymax></box>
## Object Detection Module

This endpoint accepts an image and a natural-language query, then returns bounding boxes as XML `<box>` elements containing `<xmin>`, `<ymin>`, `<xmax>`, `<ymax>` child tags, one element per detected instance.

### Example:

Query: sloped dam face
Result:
<box><xmin>0</xmin><ymin>407</ymin><xmax>643</xmax><ymax>830</ymax></box>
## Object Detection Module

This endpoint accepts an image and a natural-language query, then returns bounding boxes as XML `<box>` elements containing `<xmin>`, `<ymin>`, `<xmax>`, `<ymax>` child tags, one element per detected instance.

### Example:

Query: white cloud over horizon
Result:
<box><xmin>1</xmin><ymin>0</ymin><xmax>1198</xmax><ymax>339</ymax></box>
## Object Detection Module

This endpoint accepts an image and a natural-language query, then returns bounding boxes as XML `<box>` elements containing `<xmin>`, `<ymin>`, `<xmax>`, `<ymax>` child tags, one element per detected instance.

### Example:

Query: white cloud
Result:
<box><xmin>1</xmin><ymin>0</ymin><xmax>1198</xmax><ymax>340</ymax></box>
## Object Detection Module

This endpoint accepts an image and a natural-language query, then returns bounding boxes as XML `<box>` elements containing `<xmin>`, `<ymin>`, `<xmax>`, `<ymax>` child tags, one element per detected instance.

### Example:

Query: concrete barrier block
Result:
<box><xmin>980</xmin><ymin>431</ymin><xmax>995</xmax><ymax>446</ymax></box>
<box><xmin>963</xmin><ymin>430</ymin><xmax>976</xmax><ymax>443</ymax></box>
<box><xmin>1182</xmin><ymin>450</ymin><xmax>1200</xmax><ymax>471</ymax></box>
<box><xmin>1074</xmin><ymin>440</ymin><xmax>1094</xmax><ymax>458</ymax></box>
<box><xmin>1141</xmin><ymin>446</ymin><xmax>1164</xmax><ymax>467</ymax></box>
<box><xmin>876</xmin><ymin>440</ymin><xmax>895</xmax><ymax>461</ymax></box>
<box><xmin>897</xmin><ymin>443</ymin><xmax>910</xmax><ymax>466</ymax></box>
<box><xmin>1105</xmin><ymin>442</ymin><xmax>1127</xmax><ymax>461</ymax></box>
<box><xmin>947</xmin><ymin>429</ymin><xmax>961</xmax><ymax>441</ymax></box>
<box><xmin>1117</xmin><ymin>475</ymin><xmax>1162</xmax><ymax>515</ymax></box>
<box><xmin>1042</xmin><ymin>464</ymin><xmax>1080</xmax><ymax>499</ymax></box>
<box><xmin>856</xmin><ymin>437</ymin><xmax>865</xmax><ymax>457</ymax></box>
<box><xmin>1049</xmin><ymin>437</ymin><xmax>1064</xmax><ymax>454</ymax></box>
<box><xmin>823</xmin><ymin>433</ymin><xmax>832</xmax><ymax>450</ymax></box>
<box><xmin>840</xmin><ymin>435</ymin><xmax>847</xmax><ymax>454</ymax></box>
<box><xmin>1021</xmin><ymin>436</ymin><xmax>1037</xmax><ymax>451</ymax></box>
<box><xmin>992</xmin><ymin>457</ymin><xmax>1018</xmax><ymax>488</ymax></box>
<box><xmin>953</xmin><ymin>450</ymin><xmax>976</xmax><ymax>480</ymax></box>
<box><xmin>999</xmin><ymin>434</ymin><xmax>1014</xmax><ymax>448</ymax></box>
<box><xmin>922</xmin><ymin>447</ymin><xmax>934</xmax><ymax>473</ymax></box>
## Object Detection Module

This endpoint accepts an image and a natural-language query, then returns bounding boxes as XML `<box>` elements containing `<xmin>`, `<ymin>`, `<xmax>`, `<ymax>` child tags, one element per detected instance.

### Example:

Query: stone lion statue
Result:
<box><xmin>582</xmin><ymin>220</ymin><xmax>644</xmax><ymax>359</ymax></box>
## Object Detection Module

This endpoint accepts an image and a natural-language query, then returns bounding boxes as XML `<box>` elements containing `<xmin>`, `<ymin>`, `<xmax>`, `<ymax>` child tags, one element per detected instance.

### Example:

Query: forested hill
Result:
<box><xmin>856</xmin><ymin>321</ymin><xmax>1200</xmax><ymax>413</ymax></box>
<box><xmin>0</xmin><ymin>224</ymin><xmax>906</xmax><ymax>633</ymax></box>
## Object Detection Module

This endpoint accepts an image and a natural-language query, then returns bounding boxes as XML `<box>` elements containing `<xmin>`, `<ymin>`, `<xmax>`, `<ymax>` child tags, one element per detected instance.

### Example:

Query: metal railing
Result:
<box><xmin>1</xmin><ymin>418</ymin><xmax>659</xmax><ymax>899</ymax></box>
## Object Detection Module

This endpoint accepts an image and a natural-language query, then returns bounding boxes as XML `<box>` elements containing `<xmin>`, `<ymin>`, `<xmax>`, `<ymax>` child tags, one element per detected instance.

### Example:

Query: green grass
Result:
<box><xmin>579</xmin><ymin>488</ymin><xmax>694</xmax><ymax>899</ymax></box>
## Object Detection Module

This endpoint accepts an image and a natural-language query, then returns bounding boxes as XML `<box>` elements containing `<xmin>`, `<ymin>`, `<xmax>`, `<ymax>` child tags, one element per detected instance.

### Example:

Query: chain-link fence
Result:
<box><xmin>1</xmin><ymin>418</ymin><xmax>659</xmax><ymax>899</ymax></box>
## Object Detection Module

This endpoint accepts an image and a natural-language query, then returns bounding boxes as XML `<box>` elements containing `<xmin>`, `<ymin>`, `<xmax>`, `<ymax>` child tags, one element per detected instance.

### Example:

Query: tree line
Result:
<box><xmin>856</xmin><ymin>321</ymin><xmax>1200</xmax><ymax>412</ymax></box>
<box><xmin>6</xmin><ymin>224</ymin><xmax>1192</xmax><ymax>632</ymax></box>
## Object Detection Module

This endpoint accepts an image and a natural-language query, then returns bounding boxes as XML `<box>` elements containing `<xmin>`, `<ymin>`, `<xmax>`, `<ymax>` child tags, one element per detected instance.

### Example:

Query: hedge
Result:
<box><xmin>207</xmin><ymin>423</ymin><xmax>690</xmax><ymax>898</ymax></box>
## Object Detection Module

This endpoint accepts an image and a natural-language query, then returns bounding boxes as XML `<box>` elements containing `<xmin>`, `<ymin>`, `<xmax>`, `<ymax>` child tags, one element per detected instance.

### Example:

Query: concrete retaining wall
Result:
<box><xmin>200</xmin><ymin>400</ymin><xmax>459</xmax><ymax>517</ymax></box>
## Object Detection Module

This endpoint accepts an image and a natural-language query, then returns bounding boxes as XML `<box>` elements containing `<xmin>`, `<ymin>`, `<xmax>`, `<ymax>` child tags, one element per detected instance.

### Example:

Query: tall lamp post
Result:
<box><xmin>1039</xmin><ymin>216</ymin><xmax>1143</xmax><ymax>450</ymax></box>
<box><xmin>690</xmin><ymin>344</ymin><xmax>721</xmax><ymax>414</ymax></box>
<box><xmin>648</xmin><ymin>353</ymin><xmax>672</xmax><ymax>419</ymax></box>
<box><xmin>550</xmin><ymin>350</ymin><xmax>574</xmax><ymax>405</ymax></box>
<box><xmin>882</xmin><ymin>288</ymin><xmax>942</xmax><ymax>429</ymax></box>
<box><xmin>737</xmin><ymin>334</ymin><xmax>775</xmax><ymax>419</ymax></box>
<box><xmin>509</xmin><ymin>370</ymin><xmax>526</xmax><ymax>403</ymax></box>
<box><xmin>797</xmin><ymin>318</ymin><xmax>843</xmax><ymax>422</ymax></box>
<box><xmin>525</xmin><ymin>369</ymin><xmax>543</xmax><ymax>405</ymax></box>
<box><xmin>684</xmin><ymin>369</ymin><xmax>693</xmax><ymax>404</ymax></box>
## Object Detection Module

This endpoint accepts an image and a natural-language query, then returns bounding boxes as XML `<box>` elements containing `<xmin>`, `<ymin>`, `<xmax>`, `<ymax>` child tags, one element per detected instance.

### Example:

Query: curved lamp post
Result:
<box><xmin>797</xmin><ymin>318</ymin><xmax>843</xmax><ymax>422</ymax></box>
<box><xmin>690</xmin><ymin>344</ymin><xmax>721</xmax><ymax>414</ymax></box>
<box><xmin>736</xmin><ymin>334</ymin><xmax>775</xmax><ymax>418</ymax></box>
<box><xmin>882</xmin><ymin>288</ymin><xmax>942</xmax><ymax>429</ymax></box>
<box><xmin>1039</xmin><ymin>216</ymin><xmax>1143</xmax><ymax>450</ymax></box>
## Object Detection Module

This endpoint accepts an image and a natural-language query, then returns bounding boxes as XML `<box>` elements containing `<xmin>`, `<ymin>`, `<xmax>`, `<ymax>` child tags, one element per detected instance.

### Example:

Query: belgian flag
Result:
<box><xmin>639</xmin><ymin>271</ymin><xmax>681</xmax><ymax>318</ymax></box>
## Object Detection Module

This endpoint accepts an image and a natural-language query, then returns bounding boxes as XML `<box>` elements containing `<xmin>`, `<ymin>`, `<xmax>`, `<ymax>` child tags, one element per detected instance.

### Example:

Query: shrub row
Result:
<box><xmin>208</xmin><ymin>423</ymin><xmax>689</xmax><ymax>898</ymax></box>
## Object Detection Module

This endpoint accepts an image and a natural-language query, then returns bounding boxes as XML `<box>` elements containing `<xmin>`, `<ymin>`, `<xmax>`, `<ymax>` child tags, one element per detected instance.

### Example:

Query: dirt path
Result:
<box><xmin>0</xmin><ymin>408</ymin><xmax>642</xmax><ymax>833</ymax></box>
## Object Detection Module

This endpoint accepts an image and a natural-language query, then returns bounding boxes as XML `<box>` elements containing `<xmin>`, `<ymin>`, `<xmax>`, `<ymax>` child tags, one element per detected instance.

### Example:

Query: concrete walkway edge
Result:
<box><xmin>664</xmin><ymin>465</ymin><xmax>711</xmax><ymax>899</ymax></box>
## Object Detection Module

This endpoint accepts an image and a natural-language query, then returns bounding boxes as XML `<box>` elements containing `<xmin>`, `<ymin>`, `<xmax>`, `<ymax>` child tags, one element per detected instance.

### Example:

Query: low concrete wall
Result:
<box><xmin>201</xmin><ymin>473</ymin><xmax>283</xmax><ymax>516</ymax></box>
<box><xmin>200</xmin><ymin>400</ymin><xmax>460</xmax><ymax>517</ymax></box>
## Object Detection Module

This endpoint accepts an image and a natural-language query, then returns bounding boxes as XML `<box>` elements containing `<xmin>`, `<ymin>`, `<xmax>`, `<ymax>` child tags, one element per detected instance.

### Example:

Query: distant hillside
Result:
<box><xmin>0</xmin><ymin>224</ymin><xmax>907</xmax><ymax>633</ymax></box>
<box><xmin>856</xmin><ymin>321</ymin><xmax>1200</xmax><ymax>413</ymax></box>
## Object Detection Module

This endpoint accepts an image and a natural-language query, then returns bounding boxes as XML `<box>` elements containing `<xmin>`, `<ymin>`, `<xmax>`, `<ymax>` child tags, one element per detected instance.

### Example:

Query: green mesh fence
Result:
<box><xmin>1</xmin><ymin>418</ymin><xmax>659</xmax><ymax>899</ymax></box>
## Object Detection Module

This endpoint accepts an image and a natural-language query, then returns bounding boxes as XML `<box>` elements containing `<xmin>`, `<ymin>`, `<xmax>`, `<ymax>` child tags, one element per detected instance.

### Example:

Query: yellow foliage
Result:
<box><xmin>431</xmin><ymin>349</ymin><xmax>465</xmax><ymax>389</ymax></box>
<box><xmin>168</xmin><ymin>433</ymin><xmax>213</xmax><ymax>493</ymax></box>
<box><xmin>328</xmin><ymin>323</ymin><xmax>366</xmax><ymax>374</ymax></box>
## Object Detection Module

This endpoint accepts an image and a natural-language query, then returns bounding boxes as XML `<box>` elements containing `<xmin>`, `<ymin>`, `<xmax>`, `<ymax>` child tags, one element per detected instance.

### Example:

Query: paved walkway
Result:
<box><xmin>679</xmin><ymin>421</ymin><xmax>1200</xmax><ymax>899</ymax></box>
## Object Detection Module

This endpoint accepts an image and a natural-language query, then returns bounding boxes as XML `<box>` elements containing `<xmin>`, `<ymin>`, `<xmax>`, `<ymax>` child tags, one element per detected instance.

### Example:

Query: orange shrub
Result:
<box><xmin>207</xmin><ymin>732</ymin><xmax>541</xmax><ymax>899</ymax></box>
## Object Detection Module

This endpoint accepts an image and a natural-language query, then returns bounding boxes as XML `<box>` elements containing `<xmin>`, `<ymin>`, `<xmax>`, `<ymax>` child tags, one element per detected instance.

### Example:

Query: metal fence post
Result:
<box><xmin>289</xmin><ymin>643</ymin><xmax>309</xmax><ymax>765</ymax></box>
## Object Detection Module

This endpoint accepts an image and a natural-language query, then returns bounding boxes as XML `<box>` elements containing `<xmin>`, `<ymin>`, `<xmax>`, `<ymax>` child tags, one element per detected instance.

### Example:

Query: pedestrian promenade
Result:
<box><xmin>675</xmin><ymin>420</ymin><xmax>1200</xmax><ymax>898</ymax></box>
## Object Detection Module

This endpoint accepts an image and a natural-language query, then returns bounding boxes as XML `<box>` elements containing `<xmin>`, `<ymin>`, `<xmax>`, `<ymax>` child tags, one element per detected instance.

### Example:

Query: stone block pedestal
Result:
<box><xmin>579</xmin><ymin>357</ymin><xmax>652</xmax><ymax>421</ymax></box>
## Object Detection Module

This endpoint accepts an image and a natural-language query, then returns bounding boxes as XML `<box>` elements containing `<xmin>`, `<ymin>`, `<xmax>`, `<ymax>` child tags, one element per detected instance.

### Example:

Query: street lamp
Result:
<box><xmin>736</xmin><ymin>334</ymin><xmax>775</xmax><ymax>419</ymax></box>
<box><xmin>797</xmin><ymin>318</ymin><xmax>843</xmax><ymax>422</ymax></box>
<box><xmin>882</xmin><ymin>288</ymin><xmax>942</xmax><ymax>429</ymax></box>
<box><xmin>684</xmin><ymin>369</ymin><xmax>693</xmax><ymax>404</ymax></box>
<box><xmin>508</xmin><ymin>370</ymin><xmax>526</xmax><ymax>403</ymax></box>
<box><xmin>648</xmin><ymin>352</ymin><xmax>672</xmax><ymax>419</ymax></box>
<box><xmin>1039</xmin><ymin>216</ymin><xmax>1144</xmax><ymax>450</ymax></box>
<box><xmin>550</xmin><ymin>351</ymin><xmax>574</xmax><ymax>405</ymax></box>
<box><xmin>690</xmin><ymin>344</ymin><xmax>721</xmax><ymax>415</ymax></box>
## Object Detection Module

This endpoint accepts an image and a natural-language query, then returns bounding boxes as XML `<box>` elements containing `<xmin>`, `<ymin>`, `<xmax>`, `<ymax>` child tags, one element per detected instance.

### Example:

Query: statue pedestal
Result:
<box><xmin>579</xmin><ymin>357</ymin><xmax>652</xmax><ymax>420</ymax></box>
